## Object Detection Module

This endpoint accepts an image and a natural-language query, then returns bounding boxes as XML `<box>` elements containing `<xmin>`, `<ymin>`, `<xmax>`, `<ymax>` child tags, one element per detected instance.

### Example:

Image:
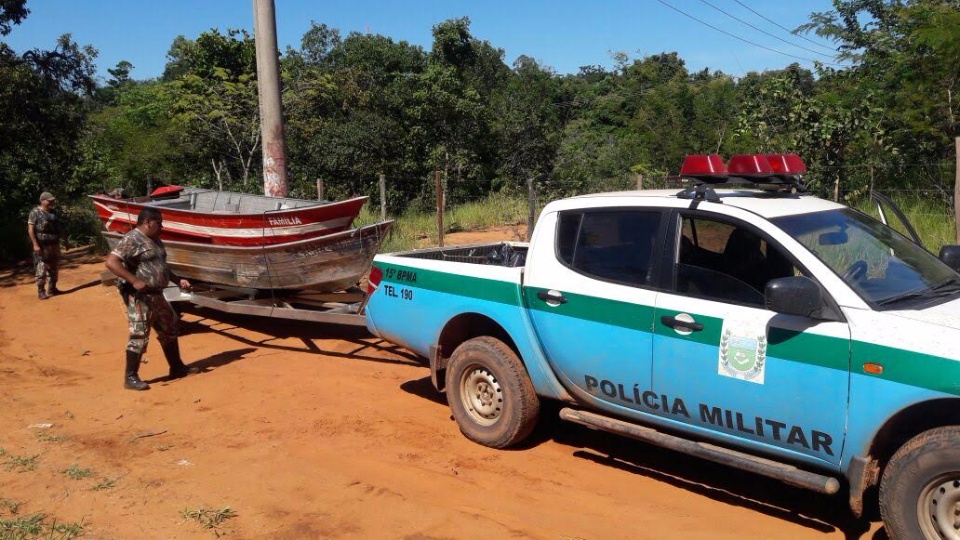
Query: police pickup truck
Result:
<box><xmin>364</xmin><ymin>154</ymin><xmax>960</xmax><ymax>539</ymax></box>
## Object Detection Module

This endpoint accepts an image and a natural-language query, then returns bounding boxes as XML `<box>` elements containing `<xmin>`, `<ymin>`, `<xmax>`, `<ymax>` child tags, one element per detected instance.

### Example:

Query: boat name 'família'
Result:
<box><xmin>268</xmin><ymin>216</ymin><xmax>303</xmax><ymax>226</ymax></box>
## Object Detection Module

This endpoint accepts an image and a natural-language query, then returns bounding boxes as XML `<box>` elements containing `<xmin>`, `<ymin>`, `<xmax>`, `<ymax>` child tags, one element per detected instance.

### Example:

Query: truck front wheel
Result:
<box><xmin>445</xmin><ymin>336</ymin><xmax>539</xmax><ymax>449</ymax></box>
<box><xmin>880</xmin><ymin>426</ymin><xmax>960</xmax><ymax>540</ymax></box>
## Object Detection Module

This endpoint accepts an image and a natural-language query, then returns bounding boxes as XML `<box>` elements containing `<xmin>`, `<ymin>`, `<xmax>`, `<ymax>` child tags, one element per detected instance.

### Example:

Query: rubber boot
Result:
<box><xmin>124</xmin><ymin>350</ymin><xmax>149</xmax><ymax>390</ymax></box>
<box><xmin>37</xmin><ymin>283</ymin><xmax>49</xmax><ymax>300</ymax></box>
<box><xmin>48</xmin><ymin>279</ymin><xmax>62</xmax><ymax>296</ymax></box>
<box><xmin>162</xmin><ymin>341</ymin><xmax>198</xmax><ymax>380</ymax></box>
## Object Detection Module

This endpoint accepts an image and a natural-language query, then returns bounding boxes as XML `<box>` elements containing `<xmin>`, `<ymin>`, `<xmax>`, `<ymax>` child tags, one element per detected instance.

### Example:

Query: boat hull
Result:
<box><xmin>89</xmin><ymin>189</ymin><xmax>368</xmax><ymax>246</ymax></box>
<box><xmin>102</xmin><ymin>221</ymin><xmax>393</xmax><ymax>292</ymax></box>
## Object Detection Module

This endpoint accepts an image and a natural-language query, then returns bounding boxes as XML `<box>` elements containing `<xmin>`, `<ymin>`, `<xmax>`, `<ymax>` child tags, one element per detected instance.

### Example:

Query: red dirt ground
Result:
<box><xmin>0</xmin><ymin>227</ymin><xmax>885</xmax><ymax>539</ymax></box>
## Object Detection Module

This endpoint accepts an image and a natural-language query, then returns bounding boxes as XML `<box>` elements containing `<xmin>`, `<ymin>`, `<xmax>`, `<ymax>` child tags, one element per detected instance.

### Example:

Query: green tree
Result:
<box><xmin>0</xmin><ymin>0</ymin><xmax>27</xmax><ymax>36</ymax></box>
<box><xmin>801</xmin><ymin>0</ymin><xmax>960</xmax><ymax>169</ymax></box>
<box><xmin>165</xmin><ymin>29</ymin><xmax>260</xmax><ymax>190</ymax></box>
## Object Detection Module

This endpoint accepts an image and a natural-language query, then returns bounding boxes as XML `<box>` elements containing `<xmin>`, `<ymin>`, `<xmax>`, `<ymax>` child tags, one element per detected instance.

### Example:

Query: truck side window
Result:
<box><xmin>557</xmin><ymin>210</ymin><xmax>660</xmax><ymax>287</ymax></box>
<box><xmin>676</xmin><ymin>217</ymin><xmax>799</xmax><ymax>306</ymax></box>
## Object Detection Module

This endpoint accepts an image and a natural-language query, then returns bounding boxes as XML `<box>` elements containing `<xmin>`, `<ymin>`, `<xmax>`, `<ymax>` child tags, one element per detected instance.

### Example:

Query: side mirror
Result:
<box><xmin>765</xmin><ymin>276</ymin><xmax>822</xmax><ymax>318</ymax></box>
<box><xmin>939</xmin><ymin>245</ymin><xmax>960</xmax><ymax>273</ymax></box>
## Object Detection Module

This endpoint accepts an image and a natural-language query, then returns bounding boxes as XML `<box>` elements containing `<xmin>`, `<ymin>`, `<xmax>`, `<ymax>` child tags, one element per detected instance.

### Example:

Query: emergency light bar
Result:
<box><xmin>678</xmin><ymin>153</ymin><xmax>806</xmax><ymax>187</ymax></box>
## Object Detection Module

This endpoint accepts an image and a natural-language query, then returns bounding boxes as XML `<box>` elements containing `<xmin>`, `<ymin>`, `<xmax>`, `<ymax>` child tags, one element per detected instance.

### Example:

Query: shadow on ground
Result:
<box><xmin>399</xmin><ymin>381</ymin><xmax>887</xmax><ymax>540</ymax></box>
<box><xmin>177</xmin><ymin>304</ymin><xmax>422</xmax><ymax>368</ymax></box>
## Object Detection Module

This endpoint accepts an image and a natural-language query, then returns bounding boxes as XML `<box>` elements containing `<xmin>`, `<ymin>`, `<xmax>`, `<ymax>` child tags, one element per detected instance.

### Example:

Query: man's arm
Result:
<box><xmin>27</xmin><ymin>222</ymin><xmax>39</xmax><ymax>252</ymax></box>
<box><xmin>105</xmin><ymin>252</ymin><xmax>147</xmax><ymax>291</ymax></box>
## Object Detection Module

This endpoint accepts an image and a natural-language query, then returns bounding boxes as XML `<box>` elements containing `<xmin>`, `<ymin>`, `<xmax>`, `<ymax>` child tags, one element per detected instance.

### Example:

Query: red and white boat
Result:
<box><xmin>89</xmin><ymin>187</ymin><xmax>368</xmax><ymax>246</ymax></box>
<box><xmin>100</xmin><ymin>220</ymin><xmax>393</xmax><ymax>291</ymax></box>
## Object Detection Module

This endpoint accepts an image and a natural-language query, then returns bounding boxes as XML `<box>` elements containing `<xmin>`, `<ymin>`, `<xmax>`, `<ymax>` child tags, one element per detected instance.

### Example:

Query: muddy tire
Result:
<box><xmin>879</xmin><ymin>426</ymin><xmax>960</xmax><ymax>540</ymax></box>
<box><xmin>445</xmin><ymin>336</ymin><xmax>539</xmax><ymax>449</ymax></box>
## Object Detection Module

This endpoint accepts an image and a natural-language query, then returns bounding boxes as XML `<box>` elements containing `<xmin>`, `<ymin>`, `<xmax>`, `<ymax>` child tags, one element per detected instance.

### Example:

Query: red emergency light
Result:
<box><xmin>727</xmin><ymin>154</ymin><xmax>775</xmax><ymax>177</ymax></box>
<box><xmin>679</xmin><ymin>154</ymin><xmax>727</xmax><ymax>180</ymax></box>
<box><xmin>764</xmin><ymin>154</ymin><xmax>807</xmax><ymax>175</ymax></box>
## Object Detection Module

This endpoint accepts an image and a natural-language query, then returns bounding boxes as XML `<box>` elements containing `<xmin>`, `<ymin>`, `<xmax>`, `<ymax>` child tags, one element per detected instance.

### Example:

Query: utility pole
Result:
<box><xmin>253</xmin><ymin>0</ymin><xmax>288</xmax><ymax>197</ymax></box>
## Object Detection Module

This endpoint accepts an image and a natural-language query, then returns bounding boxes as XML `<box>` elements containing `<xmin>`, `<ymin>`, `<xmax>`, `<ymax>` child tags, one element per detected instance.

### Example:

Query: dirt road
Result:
<box><xmin>0</xmin><ymin>232</ymin><xmax>885</xmax><ymax>539</ymax></box>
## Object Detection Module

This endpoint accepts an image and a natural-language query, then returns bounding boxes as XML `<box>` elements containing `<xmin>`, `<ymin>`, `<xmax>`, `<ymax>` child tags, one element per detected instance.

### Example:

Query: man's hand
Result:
<box><xmin>178</xmin><ymin>278</ymin><xmax>192</xmax><ymax>292</ymax></box>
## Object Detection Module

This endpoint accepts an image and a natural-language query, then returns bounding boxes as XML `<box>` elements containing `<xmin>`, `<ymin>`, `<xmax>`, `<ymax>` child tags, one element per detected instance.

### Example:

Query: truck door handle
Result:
<box><xmin>661</xmin><ymin>315</ymin><xmax>704</xmax><ymax>332</ymax></box>
<box><xmin>537</xmin><ymin>290</ymin><xmax>568</xmax><ymax>304</ymax></box>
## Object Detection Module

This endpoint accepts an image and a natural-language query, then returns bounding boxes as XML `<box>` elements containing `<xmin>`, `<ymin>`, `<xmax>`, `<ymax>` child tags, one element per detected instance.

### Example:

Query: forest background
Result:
<box><xmin>1</xmin><ymin>0</ymin><xmax>959</xmax><ymax>260</ymax></box>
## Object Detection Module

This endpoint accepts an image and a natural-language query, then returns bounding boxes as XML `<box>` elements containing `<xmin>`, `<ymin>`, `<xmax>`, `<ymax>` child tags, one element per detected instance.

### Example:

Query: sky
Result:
<box><xmin>3</xmin><ymin>0</ymin><xmax>843</xmax><ymax>83</ymax></box>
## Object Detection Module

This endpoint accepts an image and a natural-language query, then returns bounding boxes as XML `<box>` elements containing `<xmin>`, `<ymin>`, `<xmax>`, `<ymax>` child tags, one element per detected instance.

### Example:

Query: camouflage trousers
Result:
<box><xmin>33</xmin><ymin>243</ymin><xmax>60</xmax><ymax>288</ymax></box>
<box><xmin>124</xmin><ymin>291</ymin><xmax>179</xmax><ymax>355</ymax></box>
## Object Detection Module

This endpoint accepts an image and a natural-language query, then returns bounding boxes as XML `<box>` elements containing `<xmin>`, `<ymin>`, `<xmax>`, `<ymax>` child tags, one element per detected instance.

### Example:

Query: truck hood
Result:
<box><xmin>888</xmin><ymin>296</ymin><xmax>960</xmax><ymax>329</ymax></box>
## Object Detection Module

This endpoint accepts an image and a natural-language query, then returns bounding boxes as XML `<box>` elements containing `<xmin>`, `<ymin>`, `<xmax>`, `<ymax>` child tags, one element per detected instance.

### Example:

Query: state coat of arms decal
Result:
<box><xmin>718</xmin><ymin>322</ymin><xmax>767</xmax><ymax>384</ymax></box>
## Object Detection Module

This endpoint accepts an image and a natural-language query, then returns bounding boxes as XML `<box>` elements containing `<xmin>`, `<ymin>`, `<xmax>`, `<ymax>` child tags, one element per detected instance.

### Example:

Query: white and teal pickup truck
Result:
<box><xmin>364</xmin><ymin>154</ymin><xmax>960</xmax><ymax>539</ymax></box>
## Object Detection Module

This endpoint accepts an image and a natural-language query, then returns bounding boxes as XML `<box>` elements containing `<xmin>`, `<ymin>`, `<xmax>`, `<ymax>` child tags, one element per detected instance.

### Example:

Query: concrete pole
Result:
<box><xmin>253</xmin><ymin>0</ymin><xmax>288</xmax><ymax>197</ymax></box>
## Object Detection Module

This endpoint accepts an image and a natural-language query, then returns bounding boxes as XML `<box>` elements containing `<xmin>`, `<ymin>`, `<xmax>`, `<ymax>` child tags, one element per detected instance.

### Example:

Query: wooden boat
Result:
<box><xmin>101</xmin><ymin>220</ymin><xmax>393</xmax><ymax>291</ymax></box>
<box><xmin>89</xmin><ymin>187</ymin><xmax>368</xmax><ymax>246</ymax></box>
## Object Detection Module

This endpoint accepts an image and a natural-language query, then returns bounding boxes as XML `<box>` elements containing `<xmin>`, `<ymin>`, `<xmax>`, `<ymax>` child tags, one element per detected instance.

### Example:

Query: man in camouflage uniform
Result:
<box><xmin>27</xmin><ymin>191</ymin><xmax>61</xmax><ymax>300</ymax></box>
<box><xmin>105</xmin><ymin>207</ymin><xmax>198</xmax><ymax>390</ymax></box>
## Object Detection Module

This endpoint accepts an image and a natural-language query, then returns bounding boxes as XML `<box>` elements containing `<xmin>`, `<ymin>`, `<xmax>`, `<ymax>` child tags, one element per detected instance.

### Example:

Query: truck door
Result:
<box><xmin>651</xmin><ymin>211</ymin><xmax>850</xmax><ymax>465</ymax></box>
<box><xmin>523</xmin><ymin>208</ymin><xmax>665</xmax><ymax>416</ymax></box>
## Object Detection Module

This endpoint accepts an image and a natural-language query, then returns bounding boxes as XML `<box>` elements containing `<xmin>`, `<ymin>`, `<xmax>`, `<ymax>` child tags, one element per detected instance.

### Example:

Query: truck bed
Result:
<box><xmin>390</xmin><ymin>241</ymin><xmax>528</xmax><ymax>268</ymax></box>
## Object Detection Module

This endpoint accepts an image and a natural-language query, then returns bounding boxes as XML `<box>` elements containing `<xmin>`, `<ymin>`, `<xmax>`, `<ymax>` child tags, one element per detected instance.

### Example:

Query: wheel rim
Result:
<box><xmin>458</xmin><ymin>364</ymin><xmax>502</xmax><ymax>427</ymax></box>
<box><xmin>918</xmin><ymin>473</ymin><xmax>960</xmax><ymax>540</ymax></box>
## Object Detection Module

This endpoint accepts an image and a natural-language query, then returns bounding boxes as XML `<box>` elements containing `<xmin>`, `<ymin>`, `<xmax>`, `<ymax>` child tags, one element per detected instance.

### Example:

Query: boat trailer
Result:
<box><xmin>163</xmin><ymin>282</ymin><xmax>369</xmax><ymax>326</ymax></box>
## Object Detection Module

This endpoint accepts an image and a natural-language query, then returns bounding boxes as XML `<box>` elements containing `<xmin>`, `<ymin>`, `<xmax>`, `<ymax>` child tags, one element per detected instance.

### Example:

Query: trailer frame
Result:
<box><xmin>163</xmin><ymin>282</ymin><xmax>369</xmax><ymax>326</ymax></box>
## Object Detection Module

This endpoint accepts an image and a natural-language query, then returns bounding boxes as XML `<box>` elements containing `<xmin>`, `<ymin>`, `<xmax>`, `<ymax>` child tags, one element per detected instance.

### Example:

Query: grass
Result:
<box><xmin>180</xmin><ymin>506</ymin><xmax>236</xmax><ymax>534</ymax></box>
<box><xmin>0</xmin><ymin>513</ymin><xmax>84</xmax><ymax>539</ymax></box>
<box><xmin>852</xmin><ymin>194</ymin><xmax>957</xmax><ymax>251</ymax></box>
<box><xmin>61</xmin><ymin>465</ymin><xmax>93</xmax><ymax>480</ymax></box>
<box><xmin>3</xmin><ymin>454</ymin><xmax>38</xmax><ymax>473</ymax></box>
<box><xmin>89</xmin><ymin>478</ymin><xmax>116</xmax><ymax>491</ymax></box>
<box><xmin>0</xmin><ymin>498</ymin><xmax>21</xmax><ymax>514</ymax></box>
<box><xmin>356</xmin><ymin>191</ymin><xmax>529</xmax><ymax>253</ymax></box>
<box><xmin>35</xmin><ymin>432</ymin><xmax>64</xmax><ymax>443</ymax></box>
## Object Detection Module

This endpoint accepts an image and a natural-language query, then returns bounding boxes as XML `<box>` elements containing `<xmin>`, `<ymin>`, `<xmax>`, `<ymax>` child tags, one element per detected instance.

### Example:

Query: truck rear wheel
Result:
<box><xmin>445</xmin><ymin>336</ymin><xmax>539</xmax><ymax>449</ymax></box>
<box><xmin>880</xmin><ymin>426</ymin><xmax>960</xmax><ymax>540</ymax></box>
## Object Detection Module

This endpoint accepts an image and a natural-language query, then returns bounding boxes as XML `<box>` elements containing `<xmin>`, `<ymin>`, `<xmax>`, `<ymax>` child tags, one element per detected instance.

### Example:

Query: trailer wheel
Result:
<box><xmin>880</xmin><ymin>426</ymin><xmax>960</xmax><ymax>540</ymax></box>
<box><xmin>445</xmin><ymin>336</ymin><xmax>539</xmax><ymax>449</ymax></box>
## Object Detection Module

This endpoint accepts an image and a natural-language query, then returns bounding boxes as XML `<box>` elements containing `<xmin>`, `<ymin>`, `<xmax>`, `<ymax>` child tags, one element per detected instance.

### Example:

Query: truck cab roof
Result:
<box><xmin>556</xmin><ymin>188</ymin><xmax>845</xmax><ymax>219</ymax></box>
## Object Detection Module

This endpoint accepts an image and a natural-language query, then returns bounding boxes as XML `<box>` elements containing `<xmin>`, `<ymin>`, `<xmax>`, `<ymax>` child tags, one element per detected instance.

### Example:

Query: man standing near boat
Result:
<box><xmin>105</xmin><ymin>207</ymin><xmax>198</xmax><ymax>390</ymax></box>
<box><xmin>27</xmin><ymin>191</ymin><xmax>62</xmax><ymax>300</ymax></box>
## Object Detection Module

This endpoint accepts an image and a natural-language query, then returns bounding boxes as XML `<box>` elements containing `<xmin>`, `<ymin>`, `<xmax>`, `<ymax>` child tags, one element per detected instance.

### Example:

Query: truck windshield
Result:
<box><xmin>772</xmin><ymin>208</ymin><xmax>960</xmax><ymax>308</ymax></box>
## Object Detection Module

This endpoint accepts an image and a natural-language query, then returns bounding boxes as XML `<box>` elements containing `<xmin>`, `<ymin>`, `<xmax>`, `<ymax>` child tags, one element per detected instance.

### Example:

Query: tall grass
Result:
<box><xmin>853</xmin><ymin>195</ymin><xmax>957</xmax><ymax>253</ymax></box>
<box><xmin>356</xmin><ymin>191</ymin><xmax>528</xmax><ymax>252</ymax></box>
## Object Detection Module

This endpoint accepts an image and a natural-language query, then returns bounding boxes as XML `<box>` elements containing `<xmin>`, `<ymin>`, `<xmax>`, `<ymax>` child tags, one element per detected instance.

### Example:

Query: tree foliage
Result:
<box><xmin>2</xmin><ymin>4</ymin><xmax>959</xmax><ymax>262</ymax></box>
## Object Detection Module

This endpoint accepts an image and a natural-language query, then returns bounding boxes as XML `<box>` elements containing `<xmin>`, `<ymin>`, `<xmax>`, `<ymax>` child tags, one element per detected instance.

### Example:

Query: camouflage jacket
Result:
<box><xmin>111</xmin><ymin>228</ymin><xmax>172</xmax><ymax>291</ymax></box>
<box><xmin>27</xmin><ymin>207</ymin><xmax>59</xmax><ymax>243</ymax></box>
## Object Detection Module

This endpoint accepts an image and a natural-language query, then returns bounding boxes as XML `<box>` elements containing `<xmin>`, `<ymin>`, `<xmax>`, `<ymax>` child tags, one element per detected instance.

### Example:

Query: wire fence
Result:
<box><xmin>327</xmin><ymin>161</ymin><xmax>959</xmax><ymax>250</ymax></box>
<box><xmin>316</xmin><ymin>162</ymin><xmax>956</xmax><ymax>223</ymax></box>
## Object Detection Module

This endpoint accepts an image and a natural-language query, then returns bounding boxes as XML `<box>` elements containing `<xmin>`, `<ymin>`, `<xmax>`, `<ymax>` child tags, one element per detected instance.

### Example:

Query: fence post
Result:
<box><xmin>527</xmin><ymin>175</ymin><xmax>537</xmax><ymax>242</ymax></box>
<box><xmin>436</xmin><ymin>170</ymin><xmax>444</xmax><ymax>247</ymax></box>
<box><xmin>316</xmin><ymin>177</ymin><xmax>324</xmax><ymax>201</ymax></box>
<box><xmin>379</xmin><ymin>173</ymin><xmax>387</xmax><ymax>221</ymax></box>
<box><xmin>955</xmin><ymin>137</ymin><xmax>959</xmax><ymax>243</ymax></box>
<box><xmin>636</xmin><ymin>173</ymin><xmax>644</xmax><ymax>190</ymax></box>
<box><xmin>834</xmin><ymin>175</ymin><xmax>840</xmax><ymax>202</ymax></box>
